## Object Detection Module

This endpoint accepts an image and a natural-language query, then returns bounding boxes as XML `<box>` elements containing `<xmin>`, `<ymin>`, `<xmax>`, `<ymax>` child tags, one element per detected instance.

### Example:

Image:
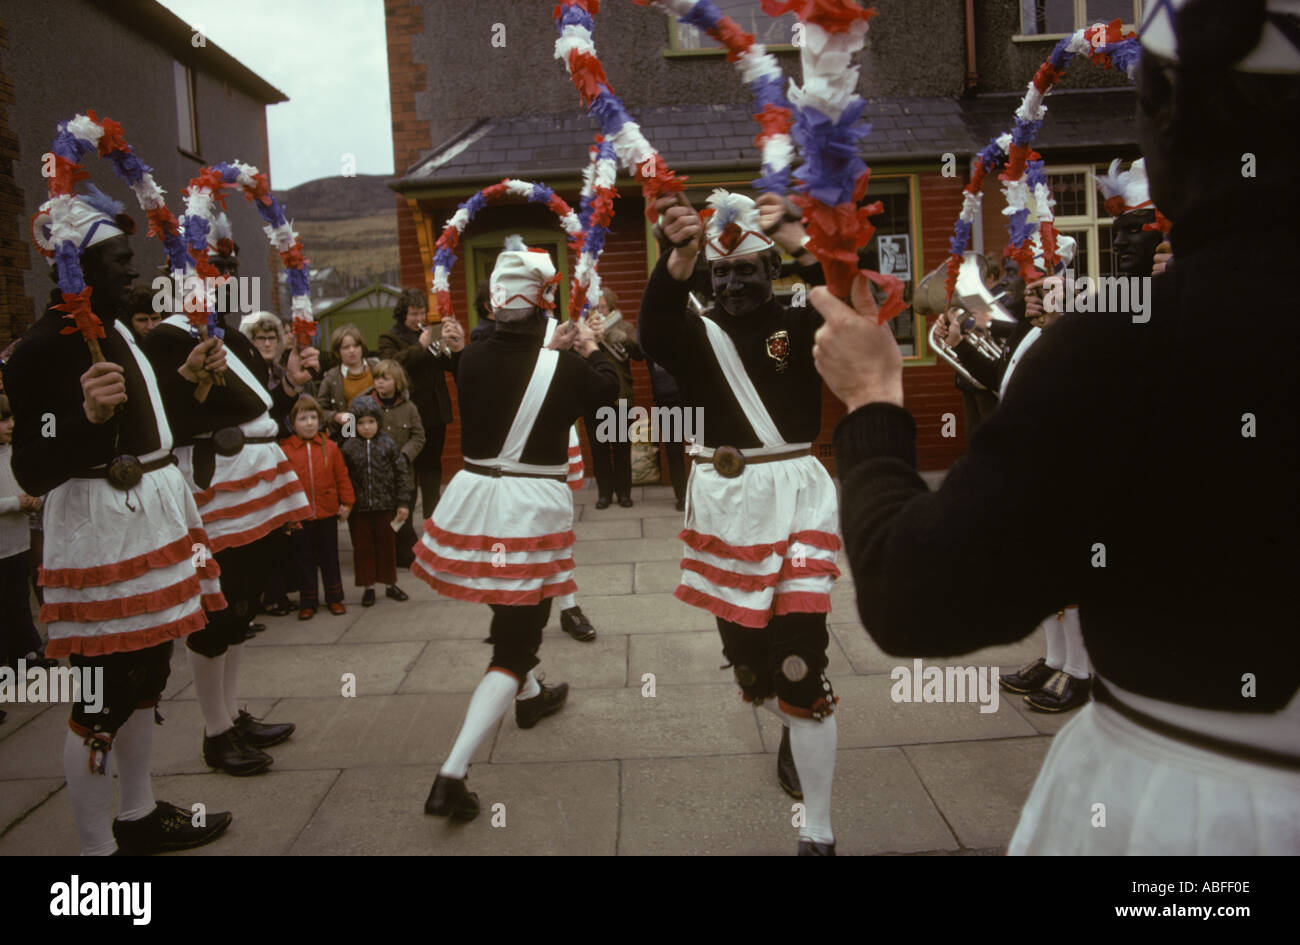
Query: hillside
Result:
<box><xmin>272</xmin><ymin>174</ymin><xmax>398</xmax><ymax>221</ymax></box>
<box><xmin>272</xmin><ymin>175</ymin><xmax>401</xmax><ymax>287</ymax></box>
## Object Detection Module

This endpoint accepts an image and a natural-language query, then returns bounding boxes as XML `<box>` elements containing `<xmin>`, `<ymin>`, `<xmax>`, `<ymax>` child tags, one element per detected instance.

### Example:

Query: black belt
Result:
<box><xmin>464</xmin><ymin>462</ymin><xmax>566</xmax><ymax>483</ymax></box>
<box><xmin>73</xmin><ymin>454</ymin><xmax>177</xmax><ymax>482</ymax></box>
<box><xmin>1093</xmin><ymin>679</ymin><xmax>1300</xmax><ymax>772</ymax></box>
<box><xmin>690</xmin><ymin>446</ymin><xmax>811</xmax><ymax>478</ymax></box>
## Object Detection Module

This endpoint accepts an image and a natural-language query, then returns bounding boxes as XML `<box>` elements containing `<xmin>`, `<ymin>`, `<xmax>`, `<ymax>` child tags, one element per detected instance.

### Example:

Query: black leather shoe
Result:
<box><xmin>595</xmin><ymin>495</ymin><xmax>612</xmax><ymax>510</ymax></box>
<box><xmin>515</xmin><ymin>680</ymin><xmax>569</xmax><ymax>729</ymax></box>
<box><xmin>113</xmin><ymin>800</ymin><xmax>232</xmax><ymax>855</ymax></box>
<box><xmin>235</xmin><ymin>708</ymin><xmax>294</xmax><ymax>749</ymax></box>
<box><xmin>424</xmin><ymin>774</ymin><xmax>480</xmax><ymax>821</ymax></box>
<box><xmin>203</xmin><ymin>727</ymin><xmax>273</xmax><ymax>776</ymax></box>
<box><xmin>1025</xmin><ymin>672</ymin><xmax>1092</xmax><ymax>713</ymax></box>
<box><xmin>777</xmin><ymin>725</ymin><xmax>802</xmax><ymax>799</ymax></box>
<box><xmin>675</xmin><ymin>498</ymin><xmax>685</xmax><ymax>511</ymax></box>
<box><xmin>247</xmin><ymin>622</ymin><xmax>266</xmax><ymax>634</ymax></box>
<box><xmin>385</xmin><ymin>585</ymin><xmax>409</xmax><ymax>602</ymax></box>
<box><xmin>560</xmin><ymin>606</ymin><xmax>596</xmax><ymax>642</ymax></box>
<box><xmin>263</xmin><ymin>601</ymin><xmax>293</xmax><ymax>617</ymax></box>
<box><xmin>617</xmin><ymin>495</ymin><xmax>634</xmax><ymax>508</ymax></box>
<box><xmin>999</xmin><ymin>657</ymin><xmax>1056</xmax><ymax>694</ymax></box>
<box><xmin>361</xmin><ymin>588</ymin><xmax>376</xmax><ymax>607</ymax></box>
<box><xmin>797</xmin><ymin>839</ymin><xmax>836</xmax><ymax>856</ymax></box>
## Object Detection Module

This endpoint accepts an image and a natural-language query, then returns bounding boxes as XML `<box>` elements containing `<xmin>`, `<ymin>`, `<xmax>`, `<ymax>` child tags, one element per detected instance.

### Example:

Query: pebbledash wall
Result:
<box><xmin>384</xmin><ymin>0</ymin><xmax>1139</xmax><ymax>475</ymax></box>
<box><xmin>0</xmin><ymin>0</ymin><xmax>285</xmax><ymax>349</ymax></box>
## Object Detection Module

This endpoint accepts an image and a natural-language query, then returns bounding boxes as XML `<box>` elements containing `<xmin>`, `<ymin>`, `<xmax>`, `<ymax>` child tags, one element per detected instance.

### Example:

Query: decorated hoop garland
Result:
<box><xmin>572</xmin><ymin>135</ymin><xmax>619</xmax><ymax>319</ymax></box>
<box><xmin>431</xmin><ymin>179</ymin><xmax>583</xmax><ymax>320</ymax></box>
<box><xmin>759</xmin><ymin>0</ymin><xmax>904</xmax><ymax>319</ymax></box>
<box><xmin>632</xmin><ymin>0</ymin><xmax>795</xmax><ymax>194</ymax></box>
<box><xmin>553</xmin><ymin>0</ymin><xmax>688</xmax><ymax>218</ymax></box>
<box><xmin>32</xmin><ymin>111</ymin><xmax>187</xmax><ymax>362</ymax></box>
<box><xmin>944</xmin><ymin>20</ymin><xmax>1141</xmax><ymax>294</ymax></box>
<box><xmin>180</xmin><ymin>161</ymin><xmax>315</xmax><ymax>347</ymax></box>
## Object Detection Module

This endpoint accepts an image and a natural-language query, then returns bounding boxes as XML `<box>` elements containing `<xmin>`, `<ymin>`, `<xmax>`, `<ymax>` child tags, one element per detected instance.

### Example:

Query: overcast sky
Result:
<box><xmin>157</xmin><ymin>0</ymin><xmax>395</xmax><ymax>191</ymax></box>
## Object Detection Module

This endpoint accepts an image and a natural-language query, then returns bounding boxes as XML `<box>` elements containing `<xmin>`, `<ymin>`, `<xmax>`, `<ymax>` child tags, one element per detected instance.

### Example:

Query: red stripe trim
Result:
<box><xmin>40</xmin><ymin>576</ymin><xmax>211</xmax><ymax>622</ymax></box>
<box><xmin>412</xmin><ymin>542</ymin><xmax>575</xmax><ymax>579</ymax></box>
<box><xmin>421</xmin><ymin>518</ymin><xmax>574</xmax><ymax>552</ymax></box>
<box><xmin>44</xmin><ymin>608</ymin><xmax>208</xmax><ymax>658</ymax></box>
<box><xmin>673</xmin><ymin>585</ymin><xmax>832</xmax><ymax>628</ymax></box>
<box><xmin>204</xmin><ymin>502</ymin><xmax>313</xmax><ymax>553</ymax></box>
<box><xmin>412</xmin><ymin>569</ymin><xmax>577</xmax><ymax>606</ymax></box>
<box><xmin>202</xmin><ymin>591</ymin><xmax>229</xmax><ymax>611</ymax></box>
<box><xmin>200</xmin><ymin>480</ymin><xmax>307</xmax><ymax>524</ymax></box>
<box><xmin>678</xmin><ymin>528</ymin><xmax>842</xmax><ymax>562</ymax></box>
<box><xmin>777</xmin><ymin>695</ymin><xmax>838</xmax><ymax>719</ymax></box>
<box><xmin>40</xmin><ymin>529</ymin><xmax>213</xmax><ymax>590</ymax></box>
<box><xmin>680</xmin><ymin>557</ymin><xmax>840</xmax><ymax>591</ymax></box>
<box><xmin>193</xmin><ymin>459</ymin><xmax>298</xmax><ymax>506</ymax></box>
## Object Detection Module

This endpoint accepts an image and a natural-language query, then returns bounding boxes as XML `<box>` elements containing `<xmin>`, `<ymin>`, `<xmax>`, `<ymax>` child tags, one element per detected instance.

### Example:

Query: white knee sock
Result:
<box><xmin>759</xmin><ymin>699</ymin><xmax>789</xmax><ymax>729</ymax></box>
<box><xmin>516</xmin><ymin>670</ymin><xmax>541</xmax><ymax>701</ymax></box>
<box><xmin>555</xmin><ymin>592</ymin><xmax>576</xmax><ymax>611</ymax></box>
<box><xmin>782</xmin><ymin>709</ymin><xmax>837</xmax><ymax>846</ymax></box>
<box><xmin>63</xmin><ymin>731</ymin><xmax>117</xmax><ymax>856</ymax></box>
<box><xmin>188</xmin><ymin>649</ymin><xmax>234</xmax><ymax>737</ymax></box>
<box><xmin>223</xmin><ymin>643</ymin><xmax>244</xmax><ymax>720</ymax></box>
<box><xmin>113</xmin><ymin>708</ymin><xmax>156</xmax><ymax>822</ymax></box>
<box><xmin>1044</xmin><ymin>616</ymin><xmax>1066</xmax><ymax>671</ymax></box>
<box><xmin>439</xmin><ymin>669</ymin><xmax>518</xmax><ymax>779</ymax></box>
<box><xmin>1060</xmin><ymin>609</ymin><xmax>1091</xmax><ymax>679</ymax></box>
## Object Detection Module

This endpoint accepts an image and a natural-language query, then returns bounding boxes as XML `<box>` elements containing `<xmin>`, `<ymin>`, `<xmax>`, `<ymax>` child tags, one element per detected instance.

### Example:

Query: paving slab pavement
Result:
<box><xmin>0</xmin><ymin>481</ymin><xmax>1067</xmax><ymax>855</ymax></box>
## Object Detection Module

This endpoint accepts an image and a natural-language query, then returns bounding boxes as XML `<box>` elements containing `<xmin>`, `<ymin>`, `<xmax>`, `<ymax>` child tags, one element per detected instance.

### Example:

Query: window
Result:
<box><xmin>1046</xmin><ymin>164</ymin><xmax>1124</xmax><ymax>279</ymax></box>
<box><xmin>173</xmin><ymin>61</ymin><xmax>200</xmax><ymax>157</ymax></box>
<box><xmin>668</xmin><ymin>1</ymin><xmax>798</xmax><ymax>54</ymax></box>
<box><xmin>1017</xmin><ymin>0</ymin><xmax>1143</xmax><ymax>38</ymax></box>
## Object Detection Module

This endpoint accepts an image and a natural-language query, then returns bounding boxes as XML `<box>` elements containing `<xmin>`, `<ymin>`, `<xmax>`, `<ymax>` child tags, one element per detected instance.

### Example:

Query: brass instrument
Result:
<box><xmin>918</xmin><ymin>253</ymin><xmax>1014</xmax><ymax>394</ymax></box>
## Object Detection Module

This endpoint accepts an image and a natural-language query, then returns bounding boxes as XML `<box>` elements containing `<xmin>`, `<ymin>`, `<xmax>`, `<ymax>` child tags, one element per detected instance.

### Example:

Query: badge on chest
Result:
<box><xmin>765</xmin><ymin>330</ymin><xmax>790</xmax><ymax>373</ymax></box>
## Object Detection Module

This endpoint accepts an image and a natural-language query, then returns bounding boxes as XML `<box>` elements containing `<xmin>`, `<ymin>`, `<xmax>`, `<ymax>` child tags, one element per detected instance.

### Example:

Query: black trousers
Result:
<box><xmin>0</xmin><ymin>551</ymin><xmax>42</xmax><ymax>665</ymax></box>
<box><xmin>187</xmin><ymin>536</ymin><xmax>272</xmax><ymax>657</ymax></box>
<box><xmin>656</xmin><ymin>399</ymin><xmax>688</xmax><ymax>500</ymax></box>
<box><xmin>487</xmin><ymin>599</ymin><xmax>552</xmax><ymax>682</ymax></box>
<box><xmin>414</xmin><ymin>422</ymin><xmax>447</xmax><ymax>519</ymax></box>
<box><xmin>585</xmin><ymin>407</ymin><xmax>632</xmax><ymax>500</ymax></box>
<box><xmin>716</xmin><ymin>613</ymin><xmax>836</xmax><ymax>717</ymax></box>
<box><xmin>292</xmin><ymin>518</ymin><xmax>345</xmax><ymax>609</ymax></box>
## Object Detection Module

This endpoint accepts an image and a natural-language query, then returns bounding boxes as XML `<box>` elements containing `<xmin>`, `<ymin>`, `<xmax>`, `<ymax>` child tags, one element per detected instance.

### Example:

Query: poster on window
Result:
<box><xmin>876</xmin><ymin>235</ymin><xmax>911</xmax><ymax>283</ymax></box>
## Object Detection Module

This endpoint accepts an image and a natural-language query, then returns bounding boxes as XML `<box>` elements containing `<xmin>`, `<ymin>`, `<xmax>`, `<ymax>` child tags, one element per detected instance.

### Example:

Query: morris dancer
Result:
<box><xmin>640</xmin><ymin>192</ymin><xmax>841</xmax><ymax>856</ymax></box>
<box><xmin>141</xmin><ymin>227</ymin><xmax>311</xmax><ymax>775</ymax></box>
<box><xmin>6</xmin><ymin>190</ymin><xmax>231</xmax><ymax>854</ymax></box>
<box><xmin>416</xmin><ymin>238</ymin><xmax>617</xmax><ymax>820</ymax></box>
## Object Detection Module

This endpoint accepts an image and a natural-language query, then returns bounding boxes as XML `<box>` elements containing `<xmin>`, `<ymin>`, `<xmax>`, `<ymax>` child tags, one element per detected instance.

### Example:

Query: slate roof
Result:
<box><xmin>392</xmin><ymin>90</ymin><xmax>1137</xmax><ymax>191</ymax></box>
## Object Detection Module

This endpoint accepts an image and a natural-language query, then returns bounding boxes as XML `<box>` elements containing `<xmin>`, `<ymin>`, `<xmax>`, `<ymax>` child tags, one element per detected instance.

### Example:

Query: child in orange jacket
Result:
<box><xmin>280</xmin><ymin>396</ymin><xmax>355</xmax><ymax>619</ymax></box>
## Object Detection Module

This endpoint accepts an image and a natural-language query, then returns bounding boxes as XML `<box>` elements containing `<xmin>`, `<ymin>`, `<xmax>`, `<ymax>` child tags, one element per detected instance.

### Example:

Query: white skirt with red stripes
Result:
<box><xmin>40</xmin><ymin>462</ymin><xmax>226</xmax><ymax>658</ymax></box>
<box><xmin>412</xmin><ymin>468</ymin><xmax>576</xmax><ymax>606</ymax></box>
<box><xmin>176</xmin><ymin>417</ymin><xmax>310</xmax><ymax>553</ymax></box>
<box><xmin>567</xmin><ymin>426</ymin><xmax>584</xmax><ymax>491</ymax></box>
<box><xmin>677</xmin><ymin>455</ymin><xmax>841</xmax><ymax>628</ymax></box>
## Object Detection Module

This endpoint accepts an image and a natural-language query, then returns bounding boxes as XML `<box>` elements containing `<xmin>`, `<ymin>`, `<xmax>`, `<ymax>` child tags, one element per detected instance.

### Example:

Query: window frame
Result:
<box><xmin>464</xmin><ymin>227</ymin><xmax>571</xmax><ymax>331</ymax></box>
<box><xmin>663</xmin><ymin>11</ymin><xmax>799</xmax><ymax>58</ymax></box>
<box><xmin>173</xmin><ymin>60</ymin><xmax>202</xmax><ymax>161</ymax></box>
<box><xmin>1012</xmin><ymin>0</ymin><xmax>1144</xmax><ymax>42</ymax></box>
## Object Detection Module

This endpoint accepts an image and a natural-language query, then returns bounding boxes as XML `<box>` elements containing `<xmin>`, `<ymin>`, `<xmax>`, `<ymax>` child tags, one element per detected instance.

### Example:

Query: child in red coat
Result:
<box><xmin>280</xmin><ymin>396</ymin><xmax>355</xmax><ymax>619</ymax></box>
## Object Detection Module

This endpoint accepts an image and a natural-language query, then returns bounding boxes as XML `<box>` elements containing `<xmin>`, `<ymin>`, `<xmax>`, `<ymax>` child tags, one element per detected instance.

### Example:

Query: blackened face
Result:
<box><xmin>1137</xmin><ymin>54</ymin><xmax>1182</xmax><ymax>223</ymax></box>
<box><xmin>711</xmin><ymin>253</ymin><xmax>774</xmax><ymax>317</ymax></box>
<box><xmin>990</xmin><ymin>265</ymin><xmax>1027</xmax><ymax>321</ymax></box>
<box><xmin>81</xmin><ymin>235</ymin><xmax>139</xmax><ymax>318</ymax></box>
<box><xmin>1112</xmin><ymin>210</ymin><xmax>1161</xmax><ymax>277</ymax></box>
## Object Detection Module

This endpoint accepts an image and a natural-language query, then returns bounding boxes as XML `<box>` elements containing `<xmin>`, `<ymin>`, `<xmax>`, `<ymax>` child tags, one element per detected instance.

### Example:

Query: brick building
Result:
<box><xmin>384</xmin><ymin>0</ymin><xmax>1142</xmax><ymax>476</ymax></box>
<box><xmin>1</xmin><ymin>0</ymin><xmax>286</xmax><ymax>351</ymax></box>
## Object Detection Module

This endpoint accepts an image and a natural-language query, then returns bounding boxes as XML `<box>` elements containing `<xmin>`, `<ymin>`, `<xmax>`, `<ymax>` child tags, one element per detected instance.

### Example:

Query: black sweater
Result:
<box><xmin>141</xmin><ymin>319</ymin><xmax>295</xmax><ymax>443</ymax></box>
<box><xmin>456</xmin><ymin>317</ymin><xmax>617</xmax><ymax>466</ymax></box>
<box><xmin>377</xmin><ymin>321</ymin><xmax>461</xmax><ymax>427</ymax></box>
<box><xmin>3</xmin><ymin>306</ymin><xmax>170</xmax><ymax>496</ymax></box>
<box><xmin>638</xmin><ymin>255</ymin><xmax>825</xmax><ymax>447</ymax></box>
<box><xmin>833</xmin><ymin>211</ymin><xmax>1299</xmax><ymax>713</ymax></box>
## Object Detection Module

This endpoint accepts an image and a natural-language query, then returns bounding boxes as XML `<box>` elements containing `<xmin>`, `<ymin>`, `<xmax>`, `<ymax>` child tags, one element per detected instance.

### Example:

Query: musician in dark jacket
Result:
<box><xmin>813</xmin><ymin>0</ymin><xmax>1300</xmax><ymax>854</ymax></box>
<box><xmin>377</xmin><ymin>289</ymin><xmax>465</xmax><ymax>517</ymax></box>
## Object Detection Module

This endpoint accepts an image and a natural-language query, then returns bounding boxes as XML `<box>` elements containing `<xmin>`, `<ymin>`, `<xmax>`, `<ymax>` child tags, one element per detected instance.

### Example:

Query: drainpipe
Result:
<box><xmin>964</xmin><ymin>0</ymin><xmax>978</xmax><ymax>91</ymax></box>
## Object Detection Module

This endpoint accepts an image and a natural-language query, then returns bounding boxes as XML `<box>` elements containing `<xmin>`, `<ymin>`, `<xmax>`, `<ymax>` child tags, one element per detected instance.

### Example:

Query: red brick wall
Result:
<box><xmin>0</xmin><ymin>18</ymin><xmax>34</xmax><ymax>351</ymax></box>
<box><xmin>386</xmin><ymin>0</ymin><xmax>429</xmax><ymax>293</ymax></box>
